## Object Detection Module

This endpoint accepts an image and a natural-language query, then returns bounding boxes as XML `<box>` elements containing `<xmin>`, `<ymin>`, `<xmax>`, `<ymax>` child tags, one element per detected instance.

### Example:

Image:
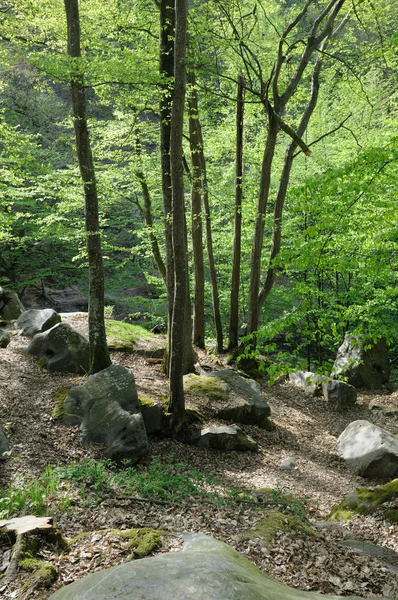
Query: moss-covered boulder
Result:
<box><xmin>248</xmin><ymin>509</ymin><xmax>316</xmax><ymax>544</ymax></box>
<box><xmin>187</xmin><ymin>368</ymin><xmax>271</xmax><ymax>428</ymax></box>
<box><xmin>49</xmin><ymin>533</ymin><xmax>389</xmax><ymax>600</ymax></box>
<box><xmin>184</xmin><ymin>374</ymin><xmax>228</xmax><ymax>402</ymax></box>
<box><xmin>328</xmin><ymin>479</ymin><xmax>398</xmax><ymax>521</ymax></box>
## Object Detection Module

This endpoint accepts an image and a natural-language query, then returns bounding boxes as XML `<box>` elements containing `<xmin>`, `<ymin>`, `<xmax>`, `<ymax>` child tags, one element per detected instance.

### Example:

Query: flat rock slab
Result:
<box><xmin>28</xmin><ymin>322</ymin><xmax>89</xmax><ymax>374</ymax></box>
<box><xmin>338</xmin><ymin>420</ymin><xmax>398</xmax><ymax>479</ymax></box>
<box><xmin>196</xmin><ymin>367</ymin><xmax>271</xmax><ymax>426</ymax></box>
<box><xmin>49</xmin><ymin>533</ymin><xmax>389</xmax><ymax>600</ymax></box>
<box><xmin>195</xmin><ymin>424</ymin><xmax>257</xmax><ymax>452</ymax></box>
<box><xmin>16</xmin><ymin>308</ymin><xmax>61</xmax><ymax>338</ymax></box>
<box><xmin>341</xmin><ymin>540</ymin><xmax>398</xmax><ymax>575</ymax></box>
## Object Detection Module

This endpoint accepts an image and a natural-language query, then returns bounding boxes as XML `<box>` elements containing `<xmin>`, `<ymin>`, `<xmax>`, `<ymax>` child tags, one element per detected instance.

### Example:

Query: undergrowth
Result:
<box><xmin>0</xmin><ymin>455</ymin><xmax>309</xmax><ymax>522</ymax></box>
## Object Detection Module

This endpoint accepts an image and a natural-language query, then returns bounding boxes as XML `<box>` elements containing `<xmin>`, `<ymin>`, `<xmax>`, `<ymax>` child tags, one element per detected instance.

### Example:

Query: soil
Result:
<box><xmin>0</xmin><ymin>313</ymin><xmax>398</xmax><ymax>599</ymax></box>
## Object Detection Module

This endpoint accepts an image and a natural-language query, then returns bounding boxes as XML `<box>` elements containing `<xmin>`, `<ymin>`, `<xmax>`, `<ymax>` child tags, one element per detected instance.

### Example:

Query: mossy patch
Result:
<box><xmin>106</xmin><ymin>319</ymin><xmax>154</xmax><ymax>351</ymax></box>
<box><xmin>139</xmin><ymin>396</ymin><xmax>156</xmax><ymax>407</ymax></box>
<box><xmin>70</xmin><ymin>528</ymin><xmax>165</xmax><ymax>559</ymax></box>
<box><xmin>259</xmin><ymin>417</ymin><xmax>275</xmax><ymax>431</ymax></box>
<box><xmin>328</xmin><ymin>479</ymin><xmax>398</xmax><ymax>521</ymax></box>
<box><xmin>38</xmin><ymin>563</ymin><xmax>57</xmax><ymax>586</ymax></box>
<box><xmin>184</xmin><ymin>407</ymin><xmax>205</xmax><ymax>424</ymax></box>
<box><xmin>119</xmin><ymin>528</ymin><xmax>166</xmax><ymax>558</ymax></box>
<box><xmin>183</xmin><ymin>374</ymin><xmax>228</xmax><ymax>402</ymax></box>
<box><xmin>249</xmin><ymin>509</ymin><xmax>317</xmax><ymax>544</ymax></box>
<box><xmin>385</xmin><ymin>509</ymin><xmax>398</xmax><ymax>522</ymax></box>
<box><xmin>52</xmin><ymin>388</ymin><xmax>69</xmax><ymax>421</ymax></box>
<box><xmin>20</xmin><ymin>557</ymin><xmax>43</xmax><ymax>571</ymax></box>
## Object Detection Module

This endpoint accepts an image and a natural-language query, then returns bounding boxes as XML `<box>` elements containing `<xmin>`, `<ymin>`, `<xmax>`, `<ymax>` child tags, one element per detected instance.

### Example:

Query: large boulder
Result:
<box><xmin>0</xmin><ymin>288</ymin><xmax>24</xmax><ymax>321</ymax></box>
<box><xmin>16</xmin><ymin>308</ymin><xmax>61</xmax><ymax>338</ymax></box>
<box><xmin>27</xmin><ymin>322</ymin><xmax>89</xmax><ymax>374</ymax></box>
<box><xmin>193</xmin><ymin>424</ymin><xmax>257</xmax><ymax>452</ymax></box>
<box><xmin>0</xmin><ymin>426</ymin><xmax>9</xmax><ymax>460</ymax></box>
<box><xmin>62</xmin><ymin>364</ymin><xmax>148</xmax><ymax>461</ymax></box>
<box><xmin>322</xmin><ymin>380</ymin><xmax>357</xmax><ymax>409</ymax></box>
<box><xmin>193</xmin><ymin>367</ymin><xmax>271</xmax><ymax>427</ymax></box>
<box><xmin>49</xmin><ymin>533</ymin><xmax>390</xmax><ymax>600</ymax></box>
<box><xmin>0</xmin><ymin>330</ymin><xmax>10</xmax><ymax>348</ymax></box>
<box><xmin>331</xmin><ymin>335</ymin><xmax>390</xmax><ymax>389</ymax></box>
<box><xmin>338</xmin><ymin>420</ymin><xmax>398</xmax><ymax>479</ymax></box>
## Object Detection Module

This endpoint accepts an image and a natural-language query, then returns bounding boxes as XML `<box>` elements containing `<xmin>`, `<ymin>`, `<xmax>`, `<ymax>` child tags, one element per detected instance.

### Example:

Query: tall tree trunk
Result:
<box><xmin>247</xmin><ymin>112</ymin><xmax>279</xmax><ymax>336</ymax></box>
<box><xmin>187</xmin><ymin>71</ymin><xmax>205</xmax><ymax>348</ymax></box>
<box><xmin>248</xmin><ymin>0</ymin><xmax>345</xmax><ymax>336</ymax></box>
<box><xmin>168</xmin><ymin>0</ymin><xmax>188</xmax><ymax>432</ymax></box>
<box><xmin>228</xmin><ymin>72</ymin><xmax>244</xmax><ymax>350</ymax></box>
<box><xmin>159</xmin><ymin>0</ymin><xmax>175</xmax><ymax>373</ymax></box>
<box><xmin>190</xmin><ymin>99</ymin><xmax>223</xmax><ymax>352</ymax></box>
<box><xmin>134</xmin><ymin>133</ymin><xmax>167</xmax><ymax>285</ymax></box>
<box><xmin>64</xmin><ymin>0</ymin><xmax>111</xmax><ymax>374</ymax></box>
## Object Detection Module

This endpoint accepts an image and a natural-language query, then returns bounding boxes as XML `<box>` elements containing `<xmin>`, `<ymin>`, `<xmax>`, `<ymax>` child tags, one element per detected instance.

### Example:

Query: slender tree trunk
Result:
<box><xmin>190</xmin><ymin>103</ymin><xmax>223</xmax><ymax>352</ymax></box>
<box><xmin>187</xmin><ymin>71</ymin><xmax>205</xmax><ymax>348</ymax></box>
<box><xmin>168</xmin><ymin>0</ymin><xmax>188</xmax><ymax>432</ymax></box>
<box><xmin>228</xmin><ymin>72</ymin><xmax>244</xmax><ymax>350</ymax></box>
<box><xmin>247</xmin><ymin>112</ymin><xmax>279</xmax><ymax>336</ymax></box>
<box><xmin>64</xmin><ymin>0</ymin><xmax>111</xmax><ymax>374</ymax></box>
<box><xmin>258</xmin><ymin>55</ymin><xmax>324</xmax><ymax>311</ymax></box>
<box><xmin>134</xmin><ymin>134</ymin><xmax>167</xmax><ymax>285</ymax></box>
<box><xmin>159</xmin><ymin>0</ymin><xmax>175</xmax><ymax>373</ymax></box>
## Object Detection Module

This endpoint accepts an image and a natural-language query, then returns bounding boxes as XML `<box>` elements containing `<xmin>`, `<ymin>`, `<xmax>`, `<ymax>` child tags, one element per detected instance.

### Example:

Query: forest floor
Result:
<box><xmin>0</xmin><ymin>313</ymin><xmax>398</xmax><ymax>599</ymax></box>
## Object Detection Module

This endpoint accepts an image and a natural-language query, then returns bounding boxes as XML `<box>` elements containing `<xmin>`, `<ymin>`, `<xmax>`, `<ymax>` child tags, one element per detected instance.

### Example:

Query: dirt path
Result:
<box><xmin>0</xmin><ymin>314</ymin><xmax>397</xmax><ymax>598</ymax></box>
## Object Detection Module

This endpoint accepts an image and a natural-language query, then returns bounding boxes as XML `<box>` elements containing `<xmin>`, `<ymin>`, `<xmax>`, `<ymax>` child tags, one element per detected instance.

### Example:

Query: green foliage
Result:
<box><xmin>105</xmin><ymin>319</ymin><xmax>154</xmax><ymax>351</ymax></box>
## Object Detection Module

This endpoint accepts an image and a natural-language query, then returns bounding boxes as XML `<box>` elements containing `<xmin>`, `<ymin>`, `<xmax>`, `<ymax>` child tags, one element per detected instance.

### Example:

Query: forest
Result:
<box><xmin>0</xmin><ymin>1</ymin><xmax>398</xmax><ymax>598</ymax></box>
<box><xmin>1</xmin><ymin>0</ymin><xmax>397</xmax><ymax>398</ymax></box>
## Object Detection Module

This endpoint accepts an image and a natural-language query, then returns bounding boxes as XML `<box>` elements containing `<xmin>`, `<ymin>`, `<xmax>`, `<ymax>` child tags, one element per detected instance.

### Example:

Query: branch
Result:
<box><xmin>273</xmin><ymin>111</ymin><xmax>312</xmax><ymax>156</ymax></box>
<box><xmin>292</xmin><ymin>113</ymin><xmax>353</xmax><ymax>158</ymax></box>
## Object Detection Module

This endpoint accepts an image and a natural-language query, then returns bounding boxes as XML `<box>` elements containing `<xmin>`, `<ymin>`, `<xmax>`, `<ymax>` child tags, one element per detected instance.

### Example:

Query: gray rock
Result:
<box><xmin>49</xmin><ymin>533</ymin><xmax>388</xmax><ymax>600</ymax></box>
<box><xmin>341</xmin><ymin>539</ymin><xmax>398</xmax><ymax>575</ymax></box>
<box><xmin>195</xmin><ymin>424</ymin><xmax>257</xmax><ymax>452</ymax></box>
<box><xmin>139</xmin><ymin>401</ymin><xmax>163</xmax><ymax>435</ymax></box>
<box><xmin>338</xmin><ymin>420</ymin><xmax>398</xmax><ymax>479</ymax></box>
<box><xmin>0</xmin><ymin>427</ymin><xmax>9</xmax><ymax>460</ymax></box>
<box><xmin>27</xmin><ymin>322</ymin><xmax>89</xmax><ymax>374</ymax></box>
<box><xmin>0</xmin><ymin>330</ymin><xmax>10</xmax><ymax>348</ymax></box>
<box><xmin>63</xmin><ymin>364</ymin><xmax>148</xmax><ymax>461</ymax></box>
<box><xmin>196</xmin><ymin>367</ymin><xmax>271</xmax><ymax>426</ymax></box>
<box><xmin>322</xmin><ymin>380</ymin><xmax>357</xmax><ymax>409</ymax></box>
<box><xmin>16</xmin><ymin>308</ymin><xmax>61</xmax><ymax>338</ymax></box>
<box><xmin>280</xmin><ymin>457</ymin><xmax>298</xmax><ymax>470</ymax></box>
<box><xmin>0</xmin><ymin>288</ymin><xmax>24</xmax><ymax>321</ymax></box>
<box><xmin>332</xmin><ymin>335</ymin><xmax>390</xmax><ymax>389</ymax></box>
<box><xmin>289</xmin><ymin>371</ymin><xmax>328</xmax><ymax>395</ymax></box>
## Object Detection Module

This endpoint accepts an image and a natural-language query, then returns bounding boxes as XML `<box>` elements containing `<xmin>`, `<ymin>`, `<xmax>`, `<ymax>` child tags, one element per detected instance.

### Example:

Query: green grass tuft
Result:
<box><xmin>106</xmin><ymin>319</ymin><xmax>154</xmax><ymax>351</ymax></box>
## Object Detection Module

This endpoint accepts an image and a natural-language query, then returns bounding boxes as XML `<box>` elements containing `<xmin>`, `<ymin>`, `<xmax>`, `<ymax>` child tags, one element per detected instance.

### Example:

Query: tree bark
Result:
<box><xmin>228</xmin><ymin>72</ymin><xmax>244</xmax><ymax>350</ymax></box>
<box><xmin>168</xmin><ymin>0</ymin><xmax>188</xmax><ymax>431</ymax></box>
<box><xmin>190</xmin><ymin>99</ymin><xmax>223</xmax><ymax>352</ymax></box>
<box><xmin>159</xmin><ymin>0</ymin><xmax>175</xmax><ymax>373</ymax></box>
<box><xmin>64</xmin><ymin>0</ymin><xmax>111</xmax><ymax>373</ymax></box>
<box><xmin>134</xmin><ymin>133</ymin><xmax>167</xmax><ymax>285</ymax></box>
<box><xmin>187</xmin><ymin>71</ymin><xmax>205</xmax><ymax>348</ymax></box>
<box><xmin>248</xmin><ymin>0</ymin><xmax>346</xmax><ymax>336</ymax></box>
